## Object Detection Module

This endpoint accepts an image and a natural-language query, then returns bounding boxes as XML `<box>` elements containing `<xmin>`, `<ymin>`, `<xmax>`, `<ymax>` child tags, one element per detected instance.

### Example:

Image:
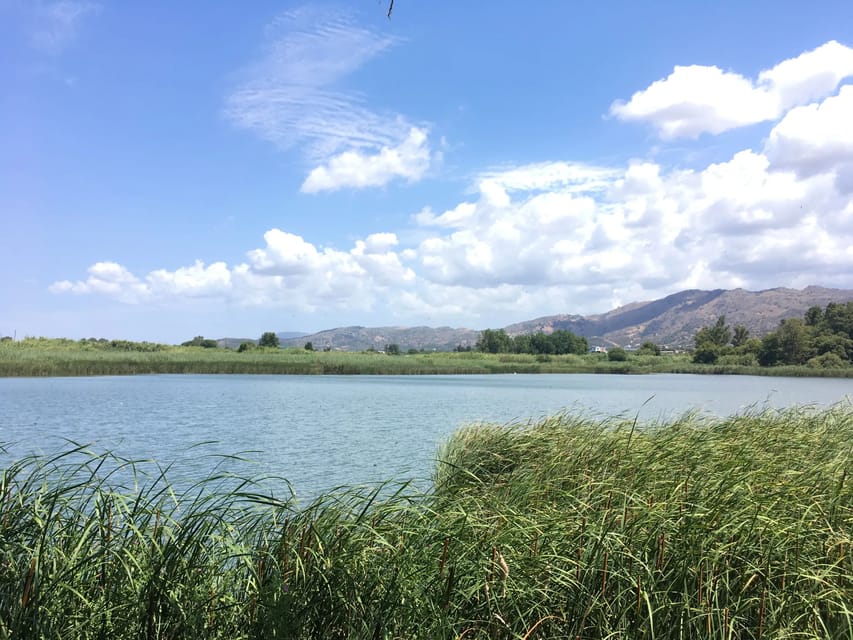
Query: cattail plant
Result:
<box><xmin>0</xmin><ymin>405</ymin><xmax>850</xmax><ymax>638</ymax></box>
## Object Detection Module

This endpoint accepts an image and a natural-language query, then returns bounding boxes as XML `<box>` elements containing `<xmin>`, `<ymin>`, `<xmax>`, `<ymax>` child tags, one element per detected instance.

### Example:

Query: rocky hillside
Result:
<box><xmin>252</xmin><ymin>286</ymin><xmax>853</xmax><ymax>351</ymax></box>
<box><xmin>278</xmin><ymin>326</ymin><xmax>480</xmax><ymax>352</ymax></box>
<box><xmin>217</xmin><ymin>331</ymin><xmax>308</xmax><ymax>349</ymax></box>
<box><xmin>505</xmin><ymin>286</ymin><xmax>853</xmax><ymax>348</ymax></box>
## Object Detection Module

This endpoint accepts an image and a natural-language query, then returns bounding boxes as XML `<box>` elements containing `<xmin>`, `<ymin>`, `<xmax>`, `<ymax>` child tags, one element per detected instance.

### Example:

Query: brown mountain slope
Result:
<box><xmin>505</xmin><ymin>286</ymin><xmax>853</xmax><ymax>348</ymax></box>
<box><xmin>271</xmin><ymin>286</ymin><xmax>853</xmax><ymax>352</ymax></box>
<box><xmin>279</xmin><ymin>326</ymin><xmax>480</xmax><ymax>352</ymax></box>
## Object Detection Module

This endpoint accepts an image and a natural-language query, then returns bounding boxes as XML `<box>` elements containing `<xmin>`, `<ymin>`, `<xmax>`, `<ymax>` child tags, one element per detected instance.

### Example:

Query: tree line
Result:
<box><xmin>475</xmin><ymin>328</ymin><xmax>589</xmax><ymax>355</ymax></box>
<box><xmin>3</xmin><ymin>336</ymin><xmax>171</xmax><ymax>352</ymax></box>
<box><xmin>692</xmin><ymin>302</ymin><xmax>853</xmax><ymax>368</ymax></box>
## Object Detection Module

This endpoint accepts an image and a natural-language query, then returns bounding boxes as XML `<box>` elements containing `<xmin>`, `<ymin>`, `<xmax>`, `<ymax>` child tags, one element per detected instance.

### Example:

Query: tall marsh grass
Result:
<box><xmin>4</xmin><ymin>341</ymin><xmax>851</xmax><ymax>377</ymax></box>
<box><xmin>1</xmin><ymin>407</ymin><xmax>851</xmax><ymax>638</ymax></box>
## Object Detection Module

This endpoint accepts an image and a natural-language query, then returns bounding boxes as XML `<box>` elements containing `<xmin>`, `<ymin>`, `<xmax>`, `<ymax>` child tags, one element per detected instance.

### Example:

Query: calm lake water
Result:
<box><xmin>1</xmin><ymin>374</ymin><xmax>850</xmax><ymax>500</ymax></box>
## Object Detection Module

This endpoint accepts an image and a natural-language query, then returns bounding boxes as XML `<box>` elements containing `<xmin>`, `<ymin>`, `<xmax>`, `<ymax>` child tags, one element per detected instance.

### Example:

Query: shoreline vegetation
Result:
<box><xmin>1</xmin><ymin>338</ymin><xmax>852</xmax><ymax>377</ymax></box>
<box><xmin>1</xmin><ymin>407</ymin><xmax>851</xmax><ymax>638</ymax></box>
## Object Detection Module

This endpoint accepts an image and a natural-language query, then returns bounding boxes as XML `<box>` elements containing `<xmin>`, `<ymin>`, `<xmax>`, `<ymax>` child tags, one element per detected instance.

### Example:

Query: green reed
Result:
<box><xmin>5</xmin><ymin>335</ymin><xmax>853</xmax><ymax>378</ymax></box>
<box><xmin>7</xmin><ymin>340</ymin><xmax>852</xmax><ymax>377</ymax></box>
<box><xmin>1</xmin><ymin>406</ymin><xmax>851</xmax><ymax>638</ymax></box>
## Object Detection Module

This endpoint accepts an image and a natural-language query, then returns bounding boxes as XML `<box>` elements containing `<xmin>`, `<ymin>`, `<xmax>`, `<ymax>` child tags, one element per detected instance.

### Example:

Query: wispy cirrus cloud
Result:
<box><xmin>225</xmin><ymin>6</ymin><xmax>433</xmax><ymax>192</ymax></box>
<box><xmin>29</xmin><ymin>0</ymin><xmax>100</xmax><ymax>54</ymax></box>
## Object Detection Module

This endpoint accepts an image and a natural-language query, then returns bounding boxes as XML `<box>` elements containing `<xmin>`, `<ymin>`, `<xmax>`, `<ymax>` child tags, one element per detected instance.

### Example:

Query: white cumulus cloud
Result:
<box><xmin>765</xmin><ymin>84</ymin><xmax>853</xmax><ymax>178</ymax></box>
<box><xmin>49</xmin><ymin>262</ymin><xmax>148</xmax><ymax>303</ymax></box>
<box><xmin>759</xmin><ymin>40</ymin><xmax>853</xmax><ymax>108</ymax></box>
<box><xmin>611</xmin><ymin>40</ymin><xmax>853</xmax><ymax>138</ymax></box>
<box><xmin>147</xmin><ymin>261</ymin><xmax>232</xmax><ymax>298</ymax></box>
<box><xmin>301</xmin><ymin>127</ymin><xmax>431</xmax><ymax>193</ymax></box>
<box><xmin>52</xmin><ymin>46</ymin><xmax>853</xmax><ymax>324</ymax></box>
<box><xmin>611</xmin><ymin>65</ymin><xmax>777</xmax><ymax>138</ymax></box>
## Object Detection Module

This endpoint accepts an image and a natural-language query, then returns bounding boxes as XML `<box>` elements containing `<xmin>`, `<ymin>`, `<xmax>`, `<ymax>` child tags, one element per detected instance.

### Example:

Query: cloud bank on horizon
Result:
<box><xmin>51</xmin><ymin>28</ymin><xmax>853</xmax><ymax>327</ymax></box>
<box><xmin>3</xmin><ymin>2</ymin><xmax>852</xmax><ymax>339</ymax></box>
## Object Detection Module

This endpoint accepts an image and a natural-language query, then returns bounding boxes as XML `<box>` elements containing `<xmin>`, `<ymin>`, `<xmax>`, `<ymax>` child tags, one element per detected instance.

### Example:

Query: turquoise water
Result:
<box><xmin>1</xmin><ymin>374</ymin><xmax>850</xmax><ymax>499</ymax></box>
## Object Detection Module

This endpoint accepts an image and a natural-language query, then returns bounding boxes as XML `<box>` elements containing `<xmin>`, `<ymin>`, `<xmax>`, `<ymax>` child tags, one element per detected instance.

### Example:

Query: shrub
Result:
<box><xmin>717</xmin><ymin>353</ymin><xmax>758</xmax><ymax>367</ymax></box>
<box><xmin>635</xmin><ymin>341</ymin><xmax>661</xmax><ymax>356</ymax></box>
<box><xmin>807</xmin><ymin>352</ymin><xmax>848</xmax><ymax>369</ymax></box>
<box><xmin>692</xmin><ymin>344</ymin><xmax>720</xmax><ymax>364</ymax></box>
<box><xmin>607</xmin><ymin>347</ymin><xmax>628</xmax><ymax>361</ymax></box>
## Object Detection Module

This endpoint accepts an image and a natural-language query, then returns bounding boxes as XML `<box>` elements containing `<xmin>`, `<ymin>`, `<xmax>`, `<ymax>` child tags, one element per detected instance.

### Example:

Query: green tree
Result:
<box><xmin>812</xmin><ymin>333</ymin><xmax>852</xmax><ymax>360</ymax></box>
<box><xmin>550</xmin><ymin>330</ymin><xmax>588</xmax><ymax>355</ymax></box>
<box><xmin>741</xmin><ymin>337</ymin><xmax>763</xmax><ymax>356</ymax></box>
<box><xmin>758</xmin><ymin>319</ymin><xmax>809</xmax><ymax>366</ymax></box>
<box><xmin>807</xmin><ymin>352</ymin><xmax>847</xmax><ymax>369</ymax></box>
<box><xmin>693</xmin><ymin>315</ymin><xmax>733</xmax><ymax>364</ymax></box>
<box><xmin>237</xmin><ymin>342</ymin><xmax>254</xmax><ymax>352</ymax></box>
<box><xmin>758</xmin><ymin>332</ymin><xmax>782</xmax><ymax>366</ymax></box>
<box><xmin>304</xmin><ymin>341</ymin><xmax>314</xmax><ymax>351</ymax></box>
<box><xmin>824</xmin><ymin>302</ymin><xmax>853</xmax><ymax>336</ymax></box>
<box><xmin>635</xmin><ymin>341</ymin><xmax>661</xmax><ymax>356</ymax></box>
<box><xmin>511</xmin><ymin>334</ymin><xmax>532</xmax><ymax>354</ymax></box>
<box><xmin>757</xmin><ymin>302</ymin><xmax>853</xmax><ymax>367</ymax></box>
<box><xmin>530</xmin><ymin>332</ymin><xmax>555</xmax><ymax>355</ymax></box>
<box><xmin>259</xmin><ymin>332</ymin><xmax>280</xmax><ymax>348</ymax></box>
<box><xmin>776</xmin><ymin>318</ymin><xmax>809</xmax><ymax>365</ymax></box>
<box><xmin>731</xmin><ymin>325</ymin><xmax>750</xmax><ymax>348</ymax></box>
<box><xmin>693</xmin><ymin>344</ymin><xmax>720</xmax><ymax>364</ymax></box>
<box><xmin>476</xmin><ymin>329</ymin><xmax>512</xmax><ymax>353</ymax></box>
<box><xmin>181</xmin><ymin>336</ymin><xmax>218</xmax><ymax>348</ymax></box>
<box><xmin>385</xmin><ymin>343</ymin><xmax>401</xmax><ymax>355</ymax></box>
<box><xmin>695</xmin><ymin>315</ymin><xmax>731</xmax><ymax>348</ymax></box>
<box><xmin>507</xmin><ymin>330</ymin><xmax>587</xmax><ymax>355</ymax></box>
<box><xmin>804</xmin><ymin>305</ymin><xmax>823</xmax><ymax>327</ymax></box>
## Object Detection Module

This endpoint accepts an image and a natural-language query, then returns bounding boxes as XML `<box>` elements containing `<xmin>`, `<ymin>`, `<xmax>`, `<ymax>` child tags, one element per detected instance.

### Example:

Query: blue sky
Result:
<box><xmin>2</xmin><ymin>1</ymin><xmax>853</xmax><ymax>342</ymax></box>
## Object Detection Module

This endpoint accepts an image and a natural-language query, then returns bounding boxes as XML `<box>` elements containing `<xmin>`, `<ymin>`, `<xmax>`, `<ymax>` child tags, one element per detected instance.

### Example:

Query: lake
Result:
<box><xmin>1</xmin><ymin>373</ymin><xmax>850</xmax><ymax>501</ymax></box>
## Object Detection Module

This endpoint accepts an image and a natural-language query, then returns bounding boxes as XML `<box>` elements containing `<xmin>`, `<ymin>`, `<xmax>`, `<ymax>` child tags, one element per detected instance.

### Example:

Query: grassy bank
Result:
<box><xmin>2</xmin><ymin>340</ymin><xmax>852</xmax><ymax>377</ymax></box>
<box><xmin>1</xmin><ymin>407</ymin><xmax>851</xmax><ymax>638</ymax></box>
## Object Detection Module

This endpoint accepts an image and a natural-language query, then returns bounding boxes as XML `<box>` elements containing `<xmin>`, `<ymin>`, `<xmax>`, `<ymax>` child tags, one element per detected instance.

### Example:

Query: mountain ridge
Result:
<box><xmin>258</xmin><ymin>286</ymin><xmax>853</xmax><ymax>351</ymax></box>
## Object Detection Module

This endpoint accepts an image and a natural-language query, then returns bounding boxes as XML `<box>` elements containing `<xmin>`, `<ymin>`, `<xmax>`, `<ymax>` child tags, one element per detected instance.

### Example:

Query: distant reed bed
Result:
<box><xmin>5</xmin><ymin>341</ymin><xmax>853</xmax><ymax>377</ymax></box>
<box><xmin>1</xmin><ymin>406</ymin><xmax>851</xmax><ymax>638</ymax></box>
<box><xmin>0</xmin><ymin>343</ymin><xmax>679</xmax><ymax>376</ymax></box>
<box><xmin>3</xmin><ymin>336</ymin><xmax>853</xmax><ymax>377</ymax></box>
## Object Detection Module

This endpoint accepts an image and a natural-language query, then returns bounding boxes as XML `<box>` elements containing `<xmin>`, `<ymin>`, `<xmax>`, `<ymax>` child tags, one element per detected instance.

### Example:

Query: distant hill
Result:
<box><xmin>223</xmin><ymin>286</ymin><xmax>853</xmax><ymax>351</ymax></box>
<box><xmin>278</xmin><ymin>326</ymin><xmax>479</xmax><ymax>352</ymax></box>
<box><xmin>276</xmin><ymin>331</ymin><xmax>310</xmax><ymax>341</ymax></box>
<box><xmin>217</xmin><ymin>331</ymin><xmax>308</xmax><ymax>350</ymax></box>
<box><xmin>504</xmin><ymin>286</ymin><xmax>853</xmax><ymax>348</ymax></box>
